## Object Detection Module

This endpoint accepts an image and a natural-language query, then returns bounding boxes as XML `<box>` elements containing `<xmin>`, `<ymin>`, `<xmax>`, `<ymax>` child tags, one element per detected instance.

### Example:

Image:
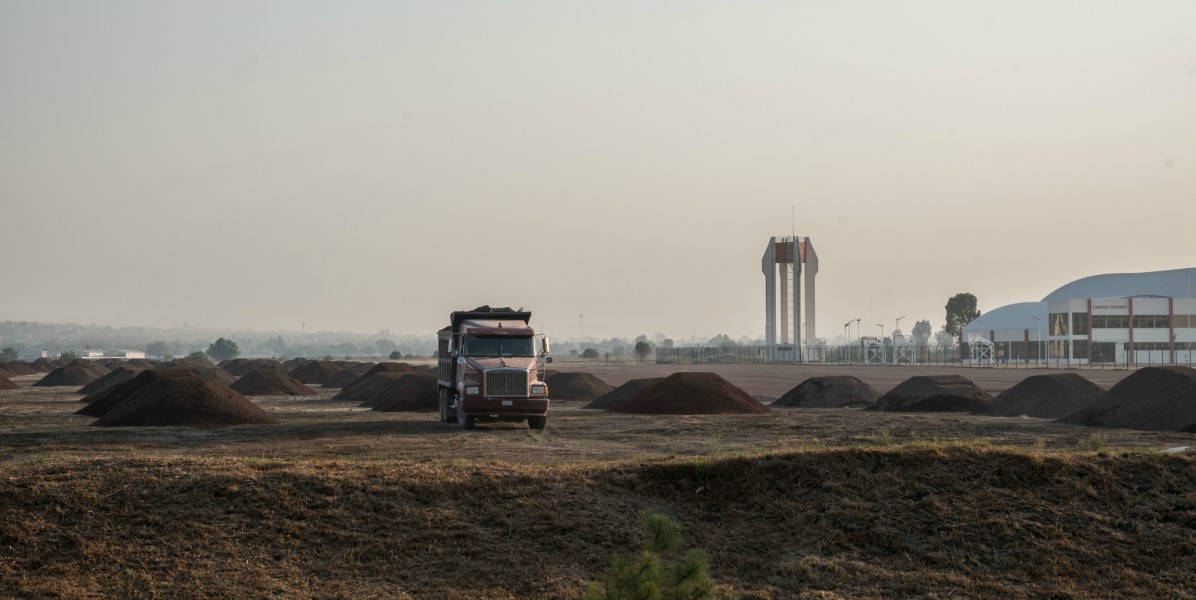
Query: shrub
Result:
<box><xmin>583</xmin><ymin>512</ymin><xmax>732</xmax><ymax>600</ymax></box>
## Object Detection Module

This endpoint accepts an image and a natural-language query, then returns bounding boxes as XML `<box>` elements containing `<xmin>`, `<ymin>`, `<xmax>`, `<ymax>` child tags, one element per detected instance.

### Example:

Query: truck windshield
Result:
<box><xmin>463</xmin><ymin>335</ymin><xmax>535</xmax><ymax>357</ymax></box>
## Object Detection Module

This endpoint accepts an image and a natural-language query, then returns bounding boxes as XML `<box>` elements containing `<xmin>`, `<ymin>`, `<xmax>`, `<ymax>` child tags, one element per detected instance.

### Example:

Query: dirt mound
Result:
<box><xmin>93</xmin><ymin>376</ymin><xmax>279</xmax><ymax>428</ymax></box>
<box><xmin>287</xmin><ymin>361</ymin><xmax>343</xmax><ymax>385</ymax></box>
<box><xmin>30</xmin><ymin>357</ymin><xmax>59</xmax><ymax>372</ymax></box>
<box><xmin>220</xmin><ymin>358</ymin><xmax>283</xmax><ymax>377</ymax></box>
<box><xmin>611</xmin><ymin>372</ymin><xmax>770</xmax><ymax>415</ymax></box>
<box><xmin>585</xmin><ymin>378</ymin><xmax>666</xmax><ymax>410</ymax></box>
<box><xmin>772</xmin><ymin>376</ymin><xmax>880</xmax><ymax>408</ymax></box>
<box><xmin>1</xmin><ymin>362</ymin><xmax>38</xmax><ymax>376</ymax></box>
<box><xmin>78</xmin><ymin>369</ymin><xmax>202</xmax><ymax>417</ymax></box>
<box><xmin>545</xmin><ymin>372</ymin><xmax>614</xmax><ymax>402</ymax></box>
<box><xmin>367</xmin><ymin>374</ymin><xmax>439</xmax><ymax>412</ymax></box>
<box><xmin>78</xmin><ymin>367</ymin><xmax>146</xmax><ymax>395</ymax></box>
<box><xmin>32</xmin><ymin>365</ymin><xmax>107</xmax><ymax>388</ymax></box>
<box><xmin>332</xmin><ymin>373</ymin><xmax>407</xmax><ymax>403</ymax></box>
<box><xmin>231</xmin><ymin>368</ymin><xmax>317</xmax><ymax>396</ymax></box>
<box><xmin>187</xmin><ymin>367</ymin><xmax>237</xmax><ymax>386</ymax></box>
<box><xmin>156</xmin><ymin>359</ymin><xmax>213</xmax><ymax>370</ymax></box>
<box><xmin>322</xmin><ymin>363</ymin><xmax>376</xmax><ymax>389</ymax></box>
<box><xmin>64</xmin><ymin>359</ymin><xmax>110</xmax><ymax>373</ymax></box>
<box><xmin>0</xmin><ymin>374</ymin><xmax>18</xmax><ymax>390</ymax></box>
<box><xmin>986</xmin><ymin>374</ymin><xmax>1105</xmax><ymax>418</ymax></box>
<box><xmin>339</xmin><ymin>362</ymin><xmax>418</xmax><ymax>392</ymax></box>
<box><xmin>1058</xmin><ymin>366</ymin><xmax>1196</xmax><ymax>431</ymax></box>
<box><xmin>126</xmin><ymin>359</ymin><xmax>156</xmax><ymax>369</ymax></box>
<box><xmin>869</xmin><ymin>375</ymin><xmax>992</xmax><ymax>413</ymax></box>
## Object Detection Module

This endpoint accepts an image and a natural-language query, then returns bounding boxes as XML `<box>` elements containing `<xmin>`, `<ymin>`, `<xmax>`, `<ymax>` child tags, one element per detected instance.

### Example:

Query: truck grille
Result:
<box><xmin>485</xmin><ymin>369</ymin><xmax>528</xmax><ymax>397</ymax></box>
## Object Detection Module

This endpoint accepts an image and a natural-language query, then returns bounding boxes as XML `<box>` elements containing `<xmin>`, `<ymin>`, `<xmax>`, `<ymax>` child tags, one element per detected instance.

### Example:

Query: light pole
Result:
<box><xmin>1031</xmin><ymin>315</ymin><xmax>1041</xmax><ymax>366</ymax></box>
<box><xmin>895</xmin><ymin>316</ymin><xmax>905</xmax><ymax>336</ymax></box>
<box><xmin>877</xmin><ymin>323</ymin><xmax>885</xmax><ymax>342</ymax></box>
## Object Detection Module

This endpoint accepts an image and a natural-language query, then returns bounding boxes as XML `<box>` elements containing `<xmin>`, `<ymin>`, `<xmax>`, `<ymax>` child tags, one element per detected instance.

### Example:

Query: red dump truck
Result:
<box><xmin>437</xmin><ymin>306</ymin><xmax>552</xmax><ymax>430</ymax></box>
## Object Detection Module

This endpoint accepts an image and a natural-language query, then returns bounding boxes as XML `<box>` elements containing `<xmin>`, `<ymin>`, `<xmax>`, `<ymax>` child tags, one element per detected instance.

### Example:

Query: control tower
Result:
<box><xmin>762</xmin><ymin>236</ymin><xmax>818</xmax><ymax>361</ymax></box>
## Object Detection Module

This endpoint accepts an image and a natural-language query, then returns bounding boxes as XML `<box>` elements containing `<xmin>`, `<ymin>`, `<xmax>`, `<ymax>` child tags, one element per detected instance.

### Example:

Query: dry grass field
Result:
<box><xmin>3</xmin><ymin>364</ymin><xmax>1195</xmax><ymax>599</ymax></box>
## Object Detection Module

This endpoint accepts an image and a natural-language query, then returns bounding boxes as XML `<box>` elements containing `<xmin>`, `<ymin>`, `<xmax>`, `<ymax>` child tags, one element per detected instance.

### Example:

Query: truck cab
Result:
<box><xmin>437</xmin><ymin>307</ymin><xmax>551</xmax><ymax>430</ymax></box>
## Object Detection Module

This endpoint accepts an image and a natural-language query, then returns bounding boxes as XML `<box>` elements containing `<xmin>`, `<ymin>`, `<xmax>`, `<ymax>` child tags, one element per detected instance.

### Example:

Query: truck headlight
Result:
<box><xmin>465</xmin><ymin>385</ymin><xmax>480</xmax><ymax>395</ymax></box>
<box><xmin>530</xmin><ymin>383</ymin><xmax>547</xmax><ymax>395</ymax></box>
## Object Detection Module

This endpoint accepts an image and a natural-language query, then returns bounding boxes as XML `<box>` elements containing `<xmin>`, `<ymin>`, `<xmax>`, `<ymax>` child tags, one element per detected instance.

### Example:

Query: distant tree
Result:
<box><xmin>612</xmin><ymin>346</ymin><xmax>626</xmax><ymax>359</ymax></box>
<box><xmin>662</xmin><ymin>338</ymin><xmax>674</xmax><ymax>349</ymax></box>
<box><xmin>376</xmin><ymin>339</ymin><xmax>398</xmax><ymax>357</ymax></box>
<box><xmin>185</xmin><ymin>351</ymin><xmax>207</xmax><ymax>361</ymax></box>
<box><xmin>708</xmin><ymin>334</ymin><xmax>737</xmax><ymax>348</ymax></box>
<box><xmin>59</xmin><ymin>350</ymin><xmax>80</xmax><ymax>361</ymax></box>
<box><xmin>389</xmin><ymin>350</ymin><xmax>402</xmax><ymax>360</ymax></box>
<box><xmin>569</xmin><ymin>349</ymin><xmax>578</xmax><ymax>357</ymax></box>
<box><xmin>581</xmin><ymin>348</ymin><xmax>599</xmax><ymax>359</ymax></box>
<box><xmin>934</xmin><ymin>330</ymin><xmax>956</xmax><ymax>346</ymax></box>
<box><xmin>1</xmin><ymin>347</ymin><xmax>17</xmax><ymax>362</ymax></box>
<box><xmin>145</xmin><ymin>341</ymin><xmax>169</xmax><ymax>358</ymax></box>
<box><xmin>945</xmin><ymin>293</ymin><xmax>981</xmax><ymax>339</ymax></box>
<box><xmin>265</xmin><ymin>335</ymin><xmax>287</xmax><ymax>356</ymax></box>
<box><xmin>322</xmin><ymin>354</ymin><xmax>334</xmax><ymax>361</ymax></box>
<box><xmin>911</xmin><ymin>320</ymin><xmax>932</xmax><ymax>345</ymax></box>
<box><xmin>635</xmin><ymin>334</ymin><xmax>649</xmax><ymax>344</ymax></box>
<box><xmin>634</xmin><ymin>341</ymin><xmax>652</xmax><ymax>362</ymax></box>
<box><xmin>206</xmin><ymin>338</ymin><xmax>241</xmax><ymax>362</ymax></box>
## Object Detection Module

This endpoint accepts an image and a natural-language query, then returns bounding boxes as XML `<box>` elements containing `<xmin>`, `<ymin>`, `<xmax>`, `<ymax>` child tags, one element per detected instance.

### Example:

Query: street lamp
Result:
<box><xmin>895</xmin><ymin>316</ymin><xmax>905</xmax><ymax>336</ymax></box>
<box><xmin>877</xmin><ymin>323</ymin><xmax>885</xmax><ymax>341</ymax></box>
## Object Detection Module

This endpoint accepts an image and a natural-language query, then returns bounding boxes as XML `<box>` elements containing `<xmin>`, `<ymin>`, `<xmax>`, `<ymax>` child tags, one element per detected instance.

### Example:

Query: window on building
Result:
<box><xmin>1072</xmin><ymin>312</ymin><xmax>1089</xmax><ymax>335</ymax></box>
<box><xmin>1173</xmin><ymin>314</ymin><xmax>1191</xmax><ymax>328</ymax></box>
<box><xmin>1049</xmin><ymin>340</ymin><xmax>1070</xmax><ymax>359</ymax></box>
<box><xmin>1092</xmin><ymin>315</ymin><xmax>1129</xmax><ymax>329</ymax></box>
<box><xmin>1132</xmin><ymin>314</ymin><xmax>1170</xmax><ymax>328</ymax></box>
<box><xmin>1049</xmin><ymin>313</ymin><xmax>1069</xmax><ymax>336</ymax></box>
<box><xmin>1073</xmin><ymin>342</ymin><xmax>1089</xmax><ymax>359</ymax></box>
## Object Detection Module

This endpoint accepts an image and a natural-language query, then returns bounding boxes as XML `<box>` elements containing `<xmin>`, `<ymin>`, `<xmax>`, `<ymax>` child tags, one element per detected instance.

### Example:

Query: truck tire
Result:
<box><xmin>527</xmin><ymin>416</ymin><xmax>547</xmax><ymax>430</ymax></box>
<box><xmin>456</xmin><ymin>403</ymin><xmax>474</xmax><ymax>430</ymax></box>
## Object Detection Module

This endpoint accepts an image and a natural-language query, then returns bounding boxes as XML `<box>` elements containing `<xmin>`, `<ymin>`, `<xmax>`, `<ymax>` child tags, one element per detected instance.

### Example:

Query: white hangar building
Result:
<box><xmin>962</xmin><ymin>268</ymin><xmax>1195</xmax><ymax>365</ymax></box>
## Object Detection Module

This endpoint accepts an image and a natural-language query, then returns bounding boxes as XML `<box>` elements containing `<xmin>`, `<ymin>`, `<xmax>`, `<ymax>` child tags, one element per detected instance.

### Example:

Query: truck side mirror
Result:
<box><xmin>540</xmin><ymin>336</ymin><xmax>550</xmax><ymax>356</ymax></box>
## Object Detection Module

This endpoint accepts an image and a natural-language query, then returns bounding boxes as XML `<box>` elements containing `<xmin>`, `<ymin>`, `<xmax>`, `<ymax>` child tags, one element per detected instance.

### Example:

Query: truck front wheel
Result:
<box><xmin>456</xmin><ymin>403</ymin><xmax>474</xmax><ymax>430</ymax></box>
<box><xmin>527</xmin><ymin>416</ymin><xmax>547</xmax><ymax>430</ymax></box>
<box><xmin>439</xmin><ymin>389</ymin><xmax>457</xmax><ymax>424</ymax></box>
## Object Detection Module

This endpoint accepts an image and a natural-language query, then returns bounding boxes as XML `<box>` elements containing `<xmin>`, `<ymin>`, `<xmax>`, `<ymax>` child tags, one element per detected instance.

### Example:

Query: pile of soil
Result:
<box><xmin>156</xmin><ymin>359</ymin><xmax>213</xmax><ymax>370</ymax></box>
<box><xmin>32</xmin><ymin>365</ymin><xmax>108</xmax><ymax>388</ymax></box>
<box><xmin>1</xmin><ymin>362</ymin><xmax>38</xmax><ymax>377</ymax></box>
<box><xmin>1058</xmin><ymin>366</ymin><xmax>1196</xmax><ymax>431</ymax></box>
<box><xmin>220</xmin><ymin>358</ymin><xmax>283</xmax><ymax>377</ymax></box>
<box><xmin>65</xmin><ymin>359</ymin><xmax>110</xmax><ymax>373</ymax></box>
<box><xmin>30</xmin><ymin>357</ymin><xmax>59</xmax><ymax>372</ymax></box>
<box><xmin>611</xmin><ymin>372</ymin><xmax>770</xmax><ymax>415</ymax></box>
<box><xmin>585</xmin><ymin>378</ymin><xmax>666</xmax><ymax>410</ymax></box>
<box><xmin>186</xmin><ymin>367</ymin><xmax>237</xmax><ymax>386</ymax></box>
<box><xmin>79</xmin><ymin>369</ymin><xmax>194</xmax><ymax>416</ymax></box>
<box><xmin>322</xmin><ymin>363</ymin><xmax>377</xmax><ymax>389</ymax></box>
<box><xmin>283</xmin><ymin>358</ymin><xmax>311</xmax><ymax>370</ymax></box>
<box><xmin>366</xmin><ymin>375</ymin><xmax>439</xmax><ymax>412</ymax></box>
<box><xmin>870</xmin><ymin>375</ymin><xmax>992</xmax><ymax>413</ymax></box>
<box><xmin>545</xmin><ymin>372</ymin><xmax>614</xmax><ymax>402</ymax></box>
<box><xmin>288</xmin><ymin>361</ymin><xmax>343</xmax><ymax>385</ymax></box>
<box><xmin>0</xmin><ymin>374</ymin><xmax>18</xmax><ymax>390</ymax></box>
<box><xmin>93</xmin><ymin>376</ymin><xmax>279</xmax><ymax>428</ymax></box>
<box><xmin>230</xmin><ymin>368</ymin><xmax>317</xmax><ymax>396</ymax></box>
<box><xmin>332</xmin><ymin>373</ymin><xmax>408</xmax><ymax>403</ymax></box>
<box><xmin>126</xmin><ymin>359</ymin><xmax>156</xmax><ymax>369</ymax></box>
<box><xmin>78</xmin><ymin>367</ymin><xmax>146</xmax><ymax>395</ymax></box>
<box><xmin>985</xmin><ymin>374</ymin><xmax>1105</xmax><ymax>419</ymax></box>
<box><xmin>338</xmin><ymin>363</ymin><xmax>418</xmax><ymax>393</ymax></box>
<box><xmin>772</xmin><ymin>376</ymin><xmax>880</xmax><ymax>408</ymax></box>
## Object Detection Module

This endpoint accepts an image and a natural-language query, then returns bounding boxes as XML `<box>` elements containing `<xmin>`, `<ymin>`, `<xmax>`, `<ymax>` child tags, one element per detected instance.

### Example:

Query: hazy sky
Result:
<box><xmin>3</xmin><ymin>1</ymin><xmax>1194</xmax><ymax>343</ymax></box>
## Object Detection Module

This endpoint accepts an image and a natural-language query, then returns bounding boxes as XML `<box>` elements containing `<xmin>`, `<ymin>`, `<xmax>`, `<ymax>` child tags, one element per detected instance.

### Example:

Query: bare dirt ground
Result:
<box><xmin>3</xmin><ymin>365</ymin><xmax>1195</xmax><ymax>599</ymax></box>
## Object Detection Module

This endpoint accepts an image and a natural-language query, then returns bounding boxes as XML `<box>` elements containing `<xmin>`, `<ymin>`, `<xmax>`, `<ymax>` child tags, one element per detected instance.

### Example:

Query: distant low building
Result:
<box><xmin>965</xmin><ymin>268</ymin><xmax>1195</xmax><ymax>365</ymax></box>
<box><xmin>103</xmin><ymin>350</ymin><xmax>147</xmax><ymax>359</ymax></box>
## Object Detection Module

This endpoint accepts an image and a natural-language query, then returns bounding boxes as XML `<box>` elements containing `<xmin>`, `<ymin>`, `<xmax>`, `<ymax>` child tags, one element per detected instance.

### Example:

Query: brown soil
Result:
<box><xmin>220</xmin><ymin>358</ymin><xmax>283</xmax><ymax>377</ymax></box>
<box><xmin>78</xmin><ymin>369</ymin><xmax>203</xmax><ymax>417</ymax></box>
<box><xmin>986</xmin><ymin>373</ymin><xmax>1106</xmax><ymax>419</ymax></box>
<box><xmin>1</xmin><ymin>362</ymin><xmax>38</xmax><ymax>377</ymax></box>
<box><xmin>332</xmin><ymin>372</ymin><xmax>407</xmax><ymax>404</ymax></box>
<box><xmin>287</xmin><ymin>361</ymin><xmax>344</xmax><ymax>385</ymax></box>
<box><xmin>612</xmin><ymin>372</ymin><xmax>770</xmax><ymax>415</ymax></box>
<box><xmin>338</xmin><ymin>362</ymin><xmax>418</xmax><ymax>393</ymax></box>
<box><xmin>77</xmin><ymin>367</ymin><xmax>146</xmax><ymax>395</ymax></box>
<box><xmin>156</xmin><ymin>359</ymin><xmax>214</xmax><ymax>369</ymax></box>
<box><xmin>0</xmin><ymin>375</ymin><xmax>17</xmax><ymax>390</ymax></box>
<box><xmin>1058</xmin><ymin>366</ymin><xmax>1196</xmax><ymax>431</ymax></box>
<box><xmin>545</xmin><ymin>372</ymin><xmax>613</xmax><ymax>402</ymax></box>
<box><xmin>367</xmin><ymin>374</ymin><xmax>439</xmax><ymax>412</ymax></box>
<box><xmin>584</xmin><ymin>377</ymin><xmax>666</xmax><ymax>410</ymax></box>
<box><xmin>771</xmin><ymin>375</ymin><xmax>880</xmax><ymax>408</ymax></box>
<box><xmin>870</xmin><ymin>375</ymin><xmax>993</xmax><ymax>413</ymax></box>
<box><xmin>93</xmin><ymin>376</ymin><xmax>279</xmax><ymax>428</ymax></box>
<box><xmin>230</xmin><ymin>368</ymin><xmax>317</xmax><ymax>397</ymax></box>
<box><xmin>322</xmin><ymin>363</ymin><xmax>377</xmax><ymax>389</ymax></box>
<box><xmin>30</xmin><ymin>357</ymin><xmax>59</xmax><ymax>372</ymax></box>
<box><xmin>64</xmin><ymin>359</ymin><xmax>110</xmax><ymax>373</ymax></box>
<box><xmin>32</xmin><ymin>366</ymin><xmax>106</xmax><ymax>388</ymax></box>
<box><xmin>186</xmin><ymin>367</ymin><xmax>237</xmax><ymax>386</ymax></box>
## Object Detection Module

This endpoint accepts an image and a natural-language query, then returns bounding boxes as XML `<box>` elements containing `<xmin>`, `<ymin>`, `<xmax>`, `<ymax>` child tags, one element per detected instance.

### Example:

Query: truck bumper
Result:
<box><xmin>460</xmin><ymin>397</ymin><xmax>550</xmax><ymax>418</ymax></box>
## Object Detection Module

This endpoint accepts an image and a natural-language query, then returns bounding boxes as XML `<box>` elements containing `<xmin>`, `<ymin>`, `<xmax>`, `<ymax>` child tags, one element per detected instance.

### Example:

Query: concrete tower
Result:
<box><xmin>762</xmin><ymin>236</ymin><xmax>818</xmax><ymax>361</ymax></box>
